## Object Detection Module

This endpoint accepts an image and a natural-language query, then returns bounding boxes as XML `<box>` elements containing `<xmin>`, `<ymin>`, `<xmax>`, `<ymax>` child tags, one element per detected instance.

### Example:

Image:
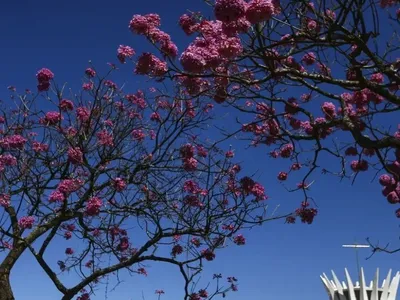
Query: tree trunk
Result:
<box><xmin>0</xmin><ymin>273</ymin><xmax>14</xmax><ymax>300</ymax></box>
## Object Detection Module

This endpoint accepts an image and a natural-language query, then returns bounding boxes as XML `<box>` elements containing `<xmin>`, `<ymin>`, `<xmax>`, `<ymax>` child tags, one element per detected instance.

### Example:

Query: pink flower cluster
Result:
<box><xmin>130</xmin><ymin>14</ymin><xmax>177</xmax><ymax>59</ymax></box>
<box><xmin>42</xmin><ymin>111</ymin><xmax>63</xmax><ymax>125</ymax></box>
<box><xmin>18</xmin><ymin>216</ymin><xmax>35</xmax><ymax>229</ymax></box>
<box><xmin>49</xmin><ymin>178</ymin><xmax>83</xmax><ymax>203</ymax></box>
<box><xmin>180</xmin><ymin>143</ymin><xmax>198</xmax><ymax>171</ymax></box>
<box><xmin>179</xmin><ymin>14</ymin><xmax>200</xmax><ymax>35</ymax></box>
<box><xmin>117</xmin><ymin>45</ymin><xmax>135</xmax><ymax>63</ymax></box>
<box><xmin>59</xmin><ymin>99</ymin><xmax>74</xmax><ymax>111</ymax></box>
<box><xmin>58</xmin><ymin>178</ymin><xmax>83</xmax><ymax>195</ymax></box>
<box><xmin>76</xmin><ymin>107</ymin><xmax>91</xmax><ymax>122</ymax></box>
<box><xmin>0</xmin><ymin>194</ymin><xmax>11</xmax><ymax>208</ymax></box>
<box><xmin>112</xmin><ymin>177</ymin><xmax>127</xmax><ymax>192</ymax></box>
<box><xmin>239</xmin><ymin>176</ymin><xmax>268</xmax><ymax>200</ymax></box>
<box><xmin>0</xmin><ymin>135</ymin><xmax>27</xmax><ymax>150</ymax></box>
<box><xmin>135</xmin><ymin>53</ymin><xmax>167</xmax><ymax>77</ymax></box>
<box><xmin>86</xmin><ymin>197</ymin><xmax>102</xmax><ymax>216</ymax></box>
<box><xmin>36</xmin><ymin>68</ymin><xmax>54</xmax><ymax>92</ymax></box>
<box><xmin>131</xmin><ymin>129</ymin><xmax>145</xmax><ymax>142</ymax></box>
<box><xmin>68</xmin><ymin>147</ymin><xmax>84</xmax><ymax>165</ymax></box>
<box><xmin>288</xmin><ymin>202</ymin><xmax>318</xmax><ymax>224</ymax></box>
<box><xmin>96</xmin><ymin>130</ymin><xmax>114</xmax><ymax>146</ymax></box>
<box><xmin>233</xmin><ymin>234</ymin><xmax>246</xmax><ymax>245</ymax></box>
<box><xmin>0</xmin><ymin>154</ymin><xmax>17</xmax><ymax>172</ymax></box>
<box><xmin>85</xmin><ymin>68</ymin><xmax>96</xmax><ymax>78</ymax></box>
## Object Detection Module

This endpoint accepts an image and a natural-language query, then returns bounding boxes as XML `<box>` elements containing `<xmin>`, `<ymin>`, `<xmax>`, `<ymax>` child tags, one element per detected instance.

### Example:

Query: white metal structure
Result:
<box><xmin>321</xmin><ymin>268</ymin><xmax>400</xmax><ymax>300</ymax></box>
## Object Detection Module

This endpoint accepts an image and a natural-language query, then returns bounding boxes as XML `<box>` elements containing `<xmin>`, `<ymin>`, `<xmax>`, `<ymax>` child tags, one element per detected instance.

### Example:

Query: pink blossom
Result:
<box><xmin>131</xmin><ymin>129</ymin><xmax>145</xmax><ymax>141</ymax></box>
<box><xmin>291</xmin><ymin>163</ymin><xmax>301</xmax><ymax>170</ymax></box>
<box><xmin>104</xmin><ymin>80</ymin><xmax>117</xmax><ymax>90</ymax></box>
<box><xmin>296</xmin><ymin>207</ymin><xmax>318</xmax><ymax>224</ymax></box>
<box><xmin>117</xmin><ymin>45</ymin><xmax>135</xmax><ymax>63</ymax></box>
<box><xmin>36</xmin><ymin>68</ymin><xmax>54</xmax><ymax>82</ymax></box>
<box><xmin>325</xmin><ymin>9</ymin><xmax>336</xmax><ymax>20</ymax></box>
<box><xmin>233</xmin><ymin>234</ymin><xmax>246</xmax><ymax>245</ymax></box>
<box><xmin>171</xmin><ymin>244</ymin><xmax>183</xmax><ymax>256</ymax></box>
<box><xmin>58</xmin><ymin>179</ymin><xmax>83</xmax><ymax>194</ymax></box>
<box><xmin>137</xmin><ymin>267</ymin><xmax>147</xmax><ymax>276</ymax></box>
<box><xmin>251</xmin><ymin>183</ymin><xmax>267</xmax><ymax>200</ymax></box>
<box><xmin>191</xmin><ymin>237</ymin><xmax>201</xmax><ymax>247</ymax></box>
<box><xmin>183</xmin><ymin>157</ymin><xmax>198</xmax><ymax>171</ymax></box>
<box><xmin>183</xmin><ymin>180</ymin><xmax>200</xmax><ymax>194</ymax></box>
<box><xmin>117</xmin><ymin>237</ymin><xmax>130</xmax><ymax>252</ymax></box>
<box><xmin>222</xmin><ymin>18</ymin><xmax>251</xmax><ymax>35</ymax></box>
<box><xmin>379</xmin><ymin>174</ymin><xmax>394</xmax><ymax>186</ymax></box>
<box><xmin>350</xmin><ymin>160</ymin><xmax>369</xmax><ymax>172</ymax></box>
<box><xmin>59</xmin><ymin>99</ymin><xmax>74</xmax><ymax>111</ymax></box>
<box><xmin>113</xmin><ymin>178</ymin><xmax>127</xmax><ymax>192</ymax></box>
<box><xmin>150</xmin><ymin>112</ymin><xmax>162</xmax><ymax>122</ymax></box>
<box><xmin>37</xmin><ymin>81</ymin><xmax>50</xmax><ymax>92</ymax></box>
<box><xmin>82</xmin><ymin>82</ymin><xmax>94</xmax><ymax>91</ymax></box>
<box><xmin>0</xmin><ymin>135</ymin><xmax>27</xmax><ymax>150</ymax></box>
<box><xmin>179</xmin><ymin>14</ymin><xmax>199</xmax><ymax>35</ymax></box>
<box><xmin>43</xmin><ymin>111</ymin><xmax>63</xmax><ymax>125</ymax></box>
<box><xmin>387</xmin><ymin>191</ymin><xmax>400</xmax><ymax>204</ymax></box>
<box><xmin>68</xmin><ymin>147</ymin><xmax>84</xmax><ymax>165</ymax></box>
<box><xmin>85</xmin><ymin>68</ymin><xmax>96</xmax><ymax>77</ymax></box>
<box><xmin>147</xmin><ymin>28</ymin><xmax>171</xmax><ymax>43</ymax></box>
<box><xmin>345</xmin><ymin>146</ymin><xmax>358</xmax><ymax>156</ymax></box>
<box><xmin>129</xmin><ymin>14</ymin><xmax>161</xmax><ymax>35</ymax></box>
<box><xmin>218</xmin><ymin>37</ymin><xmax>243</xmax><ymax>58</ymax></box>
<box><xmin>0</xmin><ymin>154</ymin><xmax>17</xmax><ymax>166</ymax></box>
<box><xmin>302</xmin><ymin>52</ymin><xmax>316</xmax><ymax>65</ymax></box>
<box><xmin>18</xmin><ymin>216</ymin><xmax>35</xmax><ymax>229</ymax></box>
<box><xmin>201</xmin><ymin>248</ymin><xmax>215</xmax><ymax>261</ymax></box>
<box><xmin>245</xmin><ymin>0</ymin><xmax>276</xmax><ymax>24</ymax></box>
<box><xmin>64</xmin><ymin>231</ymin><xmax>72</xmax><ymax>240</ymax></box>
<box><xmin>280</xmin><ymin>143</ymin><xmax>294</xmax><ymax>158</ymax></box>
<box><xmin>321</xmin><ymin>102</ymin><xmax>336</xmax><ymax>120</ymax></box>
<box><xmin>0</xmin><ymin>194</ymin><xmax>11</xmax><ymax>208</ymax></box>
<box><xmin>65</xmin><ymin>247</ymin><xmax>74</xmax><ymax>255</ymax></box>
<box><xmin>135</xmin><ymin>53</ymin><xmax>167</xmax><ymax>77</ymax></box>
<box><xmin>306</xmin><ymin>19</ymin><xmax>318</xmax><ymax>31</ymax></box>
<box><xmin>225</xmin><ymin>150</ymin><xmax>234</xmax><ymax>158</ymax></box>
<box><xmin>199</xmin><ymin>289</ymin><xmax>208</xmax><ymax>298</ymax></box>
<box><xmin>49</xmin><ymin>190</ymin><xmax>65</xmax><ymax>203</ymax></box>
<box><xmin>161</xmin><ymin>40</ymin><xmax>178</xmax><ymax>58</ymax></box>
<box><xmin>214</xmin><ymin>0</ymin><xmax>246</xmax><ymax>22</ymax></box>
<box><xmin>277</xmin><ymin>171</ymin><xmax>288</xmax><ymax>181</ymax></box>
<box><xmin>76</xmin><ymin>107</ymin><xmax>91</xmax><ymax>122</ymax></box>
<box><xmin>370</xmin><ymin>73</ymin><xmax>384</xmax><ymax>83</ymax></box>
<box><xmin>96</xmin><ymin>130</ymin><xmax>114</xmax><ymax>146</ymax></box>
<box><xmin>180</xmin><ymin>143</ymin><xmax>195</xmax><ymax>159</ymax></box>
<box><xmin>85</xmin><ymin>197</ymin><xmax>102</xmax><ymax>216</ymax></box>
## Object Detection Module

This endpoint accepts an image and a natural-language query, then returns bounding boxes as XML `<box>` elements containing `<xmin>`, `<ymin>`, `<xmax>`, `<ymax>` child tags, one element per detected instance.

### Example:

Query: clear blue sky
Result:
<box><xmin>1</xmin><ymin>1</ymin><xmax>399</xmax><ymax>299</ymax></box>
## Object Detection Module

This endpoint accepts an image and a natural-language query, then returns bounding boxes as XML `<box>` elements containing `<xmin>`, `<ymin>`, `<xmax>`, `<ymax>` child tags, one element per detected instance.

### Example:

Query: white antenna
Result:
<box><xmin>342</xmin><ymin>244</ymin><xmax>370</xmax><ymax>248</ymax></box>
<box><xmin>342</xmin><ymin>243</ymin><xmax>371</xmax><ymax>277</ymax></box>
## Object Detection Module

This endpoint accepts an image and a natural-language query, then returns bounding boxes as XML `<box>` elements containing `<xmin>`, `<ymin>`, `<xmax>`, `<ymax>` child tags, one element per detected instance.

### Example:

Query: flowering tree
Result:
<box><xmin>0</xmin><ymin>65</ymin><xmax>288</xmax><ymax>300</ymax></box>
<box><xmin>124</xmin><ymin>0</ymin><xmax>400</xmax><ymax>225</ymax></box>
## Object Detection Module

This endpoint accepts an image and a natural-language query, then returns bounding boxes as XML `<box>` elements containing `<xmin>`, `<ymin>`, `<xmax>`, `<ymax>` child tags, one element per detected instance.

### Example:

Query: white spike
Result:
<box><xmin>387</xmin><ymin>272</ymin><xmax>400</xmax><ymax>300</ymax></box>
<box><xmin>381</xmin><ymin>269</ymin><xmax>392</xmax><ymax>299</ymax></box>
<box><xmin>345</xmin><ymin>268</ymin><xmax>357</xmax><ymax>300</ymax></box>
<box><xmin>331</xmin><ymin>270</ymin><xmax>347</xmax><ymax>300</ymax></box>
<box><xmin>359</xmin><ymin>268</ymin><xmax>368</xmax><ymax>300</ymax></box>
<box><xmin>321</xmin><ymin>276</ymin><xmax>335</xmax><ymax>299</ymax></box>
<box><xmin>370</xmin><ymin>268</ymin><xmax>379</xmax><ymax>300</ymax></box>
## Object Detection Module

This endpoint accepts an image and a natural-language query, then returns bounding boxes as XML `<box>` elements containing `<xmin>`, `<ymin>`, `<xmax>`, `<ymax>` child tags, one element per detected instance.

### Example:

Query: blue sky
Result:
<box><xmin>1</xmin><ymin>0</ymin><xmax>400</xmax><ymax>299</ymax></box>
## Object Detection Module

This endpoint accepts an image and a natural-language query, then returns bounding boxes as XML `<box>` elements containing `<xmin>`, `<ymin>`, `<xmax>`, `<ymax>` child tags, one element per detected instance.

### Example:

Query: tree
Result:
<box><xmin>0</xmin><ymin>65</ymin><xmax>288</xmax><ymax>300</ymax></box>
<box><xmin>126</xmin><ymin>0</ymin><xmax>400</xmax><ymax>223</ymax></box>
